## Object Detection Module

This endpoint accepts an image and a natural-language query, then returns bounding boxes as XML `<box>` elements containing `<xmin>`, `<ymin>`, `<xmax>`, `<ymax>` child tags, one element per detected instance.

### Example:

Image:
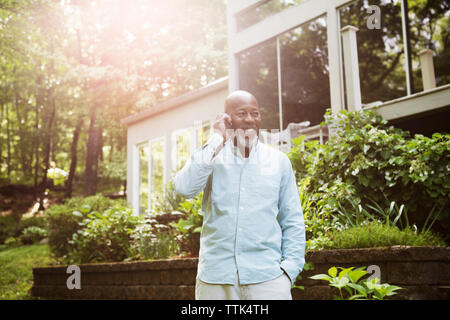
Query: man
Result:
<box><xmin>173</xmin><ymin>90</ymin><xmax>305</xmax><ymax>300</ymax></box>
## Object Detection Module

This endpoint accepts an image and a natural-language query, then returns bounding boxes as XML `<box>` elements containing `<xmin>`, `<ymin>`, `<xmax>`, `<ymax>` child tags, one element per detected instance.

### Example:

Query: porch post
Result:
<box><xmin>419</xmin><ymin>49</ymin><xmax>436</xmax><ymax>91</ymax></box>
<box><xmin>341</xmin><ymin>25</ymin><xmax>362</xmax><ymax>111</ymax></box>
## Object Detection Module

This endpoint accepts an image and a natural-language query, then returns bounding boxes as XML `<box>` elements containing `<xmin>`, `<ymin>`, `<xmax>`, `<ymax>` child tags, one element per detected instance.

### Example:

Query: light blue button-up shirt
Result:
<box><xmin>173</xmin><ymin>133</ymin><xmax>305</xmax><ymax>285</ymax></box>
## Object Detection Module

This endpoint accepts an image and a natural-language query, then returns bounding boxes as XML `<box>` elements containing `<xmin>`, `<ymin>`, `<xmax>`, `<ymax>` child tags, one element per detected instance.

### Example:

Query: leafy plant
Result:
<box><xmin>171</xmin><ymin>193</ymin><xmax>203</xmax><ymax>256</ymax></box>
<box><xmin>45</xmin><ymin>195</ymin><xmax>128</xmax><ymax>258</ymax></box>
<box><xmin>299</xmin><ymin>177</ymin><xmax>335</xmax><ymax>239</ymax></box>
<box><xmin>20</xmin><ymin>226</ymin><xmax>47</xmax><ymax>245</ymax></box>
<box><xmin>309</xmin><ymin>266</ymin><xmax>403</xmax><ymax>300</ymax></box>
<box><xmin>288</xmin><ymin>109</ymin><xmax>450</xmax><ymax>241</ymax></box>
<box><xmin>67</xmin><ymin>204</ymin><xmax>142</xmax><ymax>263</ymax></box>
<box><xmin>46</xmin><ymin>167</ymin><xmax>68</xmax><ymax>187</ymax></box>
<box><xmin>333</xmin><ymin>196</ymin><xmax>407</xmax><ymax>229</ymax></box>
<box><xmin>130</xmin><ymin>217</ymin><xmax>180</xmax><ymax>260</ymax></box>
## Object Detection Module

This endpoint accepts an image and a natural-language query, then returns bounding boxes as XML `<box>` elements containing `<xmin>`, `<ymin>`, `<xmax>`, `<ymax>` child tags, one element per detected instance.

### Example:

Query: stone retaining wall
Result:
<box><xmin>32</xmin><ymin>246</ymin><xmax>449</xmax><ymax>300</ymax></box>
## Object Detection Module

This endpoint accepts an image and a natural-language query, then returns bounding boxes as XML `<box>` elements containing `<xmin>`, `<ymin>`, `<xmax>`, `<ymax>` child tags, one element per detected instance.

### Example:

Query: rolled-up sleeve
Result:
<box><xmin>277</xmin><ymin>155</ymin><xmax>306</xmax><ymax>285</ymax></box>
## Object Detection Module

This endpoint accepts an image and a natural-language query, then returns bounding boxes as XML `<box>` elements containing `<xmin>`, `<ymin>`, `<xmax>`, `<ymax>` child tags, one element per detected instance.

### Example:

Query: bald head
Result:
<box><xmin>224</xmin><ymin>90</ymin><xmax>259</xmax><ymax>114</ymax></box>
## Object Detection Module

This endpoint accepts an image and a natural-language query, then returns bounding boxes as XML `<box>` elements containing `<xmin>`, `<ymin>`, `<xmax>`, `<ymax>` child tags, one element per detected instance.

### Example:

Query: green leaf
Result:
<box><xmin>338</xmin><ymin>267</ymin><xmax>354</xmax><ymax>277</ymax></box>
<box><xmin>347</xmin><ymin>283</ymin><xmax>367</xmax><ymax>296</ymax></box>
<box><xmin>72</xmin><ymin>211</ymin><xmax>83</xmax><ymax>217</ymax></box>
<box><xmin>309</xmin><ymin>274</ymin><xmax>332</xmax><ymax>282</ymax></box>
<box><xmin>80</xmin><ymin>205</ymin><xmax>92</xmax><ymax>214</ymax></box>
<box><xmin>328</xmin><ymin>267</ymin><xmax>337</xmax><ymax>278</ymax></box>
<box><xmin>347</xmin><ymin>269</ymin><xmax>367</xmax><ymax>283</ymax></box>
<box><xmin>330</xmin><ymin>276</ymin><xmax>349</xmax><ymax>289</ymax></box>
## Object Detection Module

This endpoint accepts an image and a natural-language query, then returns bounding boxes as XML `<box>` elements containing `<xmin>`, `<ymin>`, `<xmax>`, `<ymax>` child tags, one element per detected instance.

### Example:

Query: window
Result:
<box><xmin>138</xmin><ymin>143</ymin><xmax>149</xmax><ymax>215</ymax></box>
<box><xmin>340</xmin><ymin>0</ymin><xmax>407</xmax><ymax>105</ymax></box>
<box><xmin>175</xmin><ymin>128</ymin><xmax>192</xmax><ymax>171</ymax></box>
<box><xmin>150</xmin><ymin>138</ymin><xmax>164</xmax><ymax>212</ymax></box>
<box><xmin>407</xmin><ymin>0</ymin><xmax>450</xmax><ymax>91</ymax></box>
<box><xmin>238</xmin><ymin>39</ymin><xmax>280</xmax><ymax>130</ymax></box>
<box><xmin>236</xmin><ymin>0</ymin><xmax>308</xmax><ymax>32</ymax></box>
<box><xmin>339</xmin><ymin>0</ymin><xmax>450</xmax><ymax>106</ymax></box>
<box><xmin>279</xmin><ymin>16</ymin><xmax>330</xmax><ymax>128</ymax></box>
<box><xmin>196</xmin><ymin>121</ymin><xmax>211</xmax><ymax>148</ymax></box>
<box><xmin>238</xmin><ymin>15</ymin><xmax>331</xmax><ymax>131</ymax></box>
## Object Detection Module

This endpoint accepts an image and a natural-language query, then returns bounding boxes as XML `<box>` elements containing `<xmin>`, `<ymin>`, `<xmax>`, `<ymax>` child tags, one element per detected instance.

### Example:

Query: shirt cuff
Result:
<box><xmin>280</xmin><ymin>259</ymin><xmax>304</xmax><ymax>286</ymax></box>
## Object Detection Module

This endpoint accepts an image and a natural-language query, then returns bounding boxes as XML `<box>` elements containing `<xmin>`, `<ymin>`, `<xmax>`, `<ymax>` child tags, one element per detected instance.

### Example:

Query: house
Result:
<box><xmin>121</xmin><ymin>0</ymin><xmax>450</xmax><ymax>215</ymax></box>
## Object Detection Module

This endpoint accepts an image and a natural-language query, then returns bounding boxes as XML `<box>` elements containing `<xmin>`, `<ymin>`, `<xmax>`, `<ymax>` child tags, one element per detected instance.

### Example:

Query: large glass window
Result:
<box><xmin>238</xmin><ymin>15</ymin><xmax>331</xmax><ymax>131</ymax></box>
<box><xmin>340</xmin><ymin>0</ymin><xmax>407</xmax><ymax>105</ymax></box>
<box><xmin>339</xmin><ymin>0</ymin><xmax>449</xmax><ymax>105</ymax></box>
<box><xmin>279</xmin><ymin>16</ymin><xmax>330</xmax><ymax>128</ymax></box>
<box><xmin>196</xmin><ymin>121</ymin><xmax>211</xmax><ymax>148</ymax></box>
<box><xmin>138</xmin><ymin>143</ymin><xmax>149</xmax><ymax>215</ymax></box>
<box><xmin>150</xmin><ymin>139</ymin><xmax>164</xmax><ymax>212</ymax></box>
<box><xmin>236</xmin><ymin>0</ymin><xmax>309</xmax><ymax>31</ymax></box>
<box><xmin>238</xmin><ymin>39</ymin><xmax>280</xmax><ymax>130</ymax></box>
<box><xmin>407</xmin><ymin>0</ymin><xmax>450</xmax><ymax>91</ymax></box>
<box><xmin>175</xmin><ymin>128</ymin><xmax>191</xmax><ymax>171</ymax></box>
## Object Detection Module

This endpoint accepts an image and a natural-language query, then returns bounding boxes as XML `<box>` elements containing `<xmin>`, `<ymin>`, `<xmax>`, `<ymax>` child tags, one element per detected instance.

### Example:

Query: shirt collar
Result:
<box><xmin>229</xmin><ymin>136</ymin><xmax>259</xmax><ymax>160</ymax></box>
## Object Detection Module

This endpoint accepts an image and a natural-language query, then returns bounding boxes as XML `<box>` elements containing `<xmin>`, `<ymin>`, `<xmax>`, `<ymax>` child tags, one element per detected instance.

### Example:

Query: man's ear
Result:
<box><xmin>225</xmin><ymin>113</ymin><xmax>232</xmax><ymax>129</ymax></box>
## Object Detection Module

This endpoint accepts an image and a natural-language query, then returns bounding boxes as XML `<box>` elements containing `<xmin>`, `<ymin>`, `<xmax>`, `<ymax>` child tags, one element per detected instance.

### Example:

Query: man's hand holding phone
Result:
<box><xmin>213</xmin><ymin>112</ymin><xmax>233</xmax><ymax>142</ymax></box>
<box><xmin>211</xmin><ymin>112</ymin><xmax>232</xmax><ymax>157</ymax></box>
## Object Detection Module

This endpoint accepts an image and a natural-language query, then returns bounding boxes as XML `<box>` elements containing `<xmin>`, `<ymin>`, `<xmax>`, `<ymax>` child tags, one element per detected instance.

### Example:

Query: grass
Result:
<box><xmin>324</xmin><ymin>221</ymin><xmax>446</xmax><ymax>249</ymax></box>
<box><xmin>0</xmin><ymin>244</ymin><xmax>56</xmax><ymax>300</ymax></box>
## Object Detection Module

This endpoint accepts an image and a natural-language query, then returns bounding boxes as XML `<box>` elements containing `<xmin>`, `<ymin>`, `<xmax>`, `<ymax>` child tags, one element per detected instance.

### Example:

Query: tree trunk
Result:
<box><xmin>65</xmin><ymin>118</ymin><xmax>83</xmax><ymax>198</ymax></box>
<box><xmin>84</xmin><ymin>105</ymin><xmax>102</xmax><ymax>196</ymax></box>
<box><xmin>39</xmin><ymin>97</ymin><xmax>56</xmax><ymax>210</ymax></box>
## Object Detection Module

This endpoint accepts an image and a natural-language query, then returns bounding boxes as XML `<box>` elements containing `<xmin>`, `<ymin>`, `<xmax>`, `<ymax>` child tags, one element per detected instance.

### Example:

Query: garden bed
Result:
<box><xmin>32</xmin><ymin>246</ymin><xmax>449</xmax><ymax>300</ymax></box>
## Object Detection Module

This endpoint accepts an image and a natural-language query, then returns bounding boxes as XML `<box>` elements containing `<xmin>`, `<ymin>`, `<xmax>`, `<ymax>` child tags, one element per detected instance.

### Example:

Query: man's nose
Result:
<box><xmin>244</xmin><ymin>113</ymin><xmax>254</xmax><ymax>123</ymax></box>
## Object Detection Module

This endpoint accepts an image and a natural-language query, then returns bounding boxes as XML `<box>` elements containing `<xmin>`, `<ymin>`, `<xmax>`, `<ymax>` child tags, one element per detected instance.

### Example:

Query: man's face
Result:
<box><xmin>227</xmin><ymin>95</ymin><xmax>261</xmax><ymax>142</ymax></box>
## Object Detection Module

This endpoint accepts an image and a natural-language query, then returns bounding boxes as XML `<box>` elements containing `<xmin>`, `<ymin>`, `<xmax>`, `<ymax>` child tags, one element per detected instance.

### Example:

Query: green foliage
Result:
<box><xmin>151</xmin><ymin>181</ymin><xmax>186</xmax><ymax>215</ymax></box>
<box><xmin>321</xmin><ymin>221</ymin><xmax>445</xmax><ymax>250</ymax></box>
<box><xmin>0</xmin><ymin>0</ymin><xmax>227</xmax><ymax>195</ymax></box>
<box><xmin>0</xmin><ymin>244</ymin><xmax>56</xmax><ymax>300</ymax></box>
<box><xmin>0</xmin><ymin>216</ymin><xmax>19</xmax><ymax>245</ymax></box>
<box><xmin>289</xmin><ymin>109</ymin><xmax>450</xmax><ymax>238</ymax></box>
<box><xmin>298</xmin><ymin>177</ymin><xmax>336</xmax><ymax>240</ymax></box>
<box><xmin>130</xmin><ymin>217</ymin><xmax>180</xmax><ymax>260</ymax></box>
<box><xmin>67</xmin><ymin>204</ymin><xmax>142</xmax><ymax>264</ymax></box>
<box><xmin>20</xmin><ymin>226</ymin><xmax>47</xmax><ymax>245</ymax></box>
<box><xmin>171</xmin><ymin>193</ymin><xmax>204</xmax><ymax>256</ymax></box>
<box><xmin>46</xmin><ymin>167</ymin><xmax>68</xmax><ymax>187</ymax></box>
<box><xmin>45</xmin><ymin>195</ymin><xmax>127</xmax><ymax>259</ymax></box>
<box><xmin>4</xmin><ymin>236</ymin><xmax>22</xmax><ymax>248</ymax></box>
<box><xmin>309</xmin><ymin>266</ymin><xmax>403</xmax><ymax>300</ymax></box>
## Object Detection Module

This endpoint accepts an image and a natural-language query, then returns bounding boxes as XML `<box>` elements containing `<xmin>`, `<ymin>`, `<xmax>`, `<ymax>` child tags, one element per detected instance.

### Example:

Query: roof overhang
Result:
<box><xmin>121</xmin><ymin>76</ymin><xmax>228</xmax><ymax>127</ymax></box>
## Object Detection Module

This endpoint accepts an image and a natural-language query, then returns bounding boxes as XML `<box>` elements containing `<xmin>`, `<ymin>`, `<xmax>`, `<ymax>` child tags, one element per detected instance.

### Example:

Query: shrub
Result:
<box><xmin>20</xmin><ymin>226</ymin><xmax>47</xmax><ymax>245</ymax></box>
<box><xmin>130</xmin><ymin>217</ymin><xmax>180</xmax><ymax>260</ymax></box>
<box><xmin>4</xmin><ymin>236</ymin><xmax>22</xmax><ymax>248</ymax></box>
<box><xmin>45</xmin><ymin>195</ymin><xmax>128</xmax><ymax>259</ymax></box>
<box><xmin>151</xmin><ymin>181</ymin><xmax>186</xmax><ymax>214</ymax></box>
<box><xmin>67</xmin><ymin>204</ymin><xmax>142</xmax><ymax>264</ymax></box>
<box><xmin>0</xmin><ymin>216</ymin><xmax>19</xmax><ymax>244</ymax></box>
<box><xmin>322</xmin><ymin>221</ymin><xmax>445</xmax><ymax>249</ymax></box>
<box><xmin>171</xmin><ymin>194</ymin><xmax>203</xmax><ymax>256</ymax></box>
<box><xmin>288</xmin><ymin>109</ymin><xmax>450</xmax><ymax>240</ymax></box>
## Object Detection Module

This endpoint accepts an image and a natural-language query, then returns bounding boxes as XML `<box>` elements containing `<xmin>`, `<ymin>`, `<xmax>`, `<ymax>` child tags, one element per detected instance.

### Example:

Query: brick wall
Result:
<box><xmin>32</xmin><ymin>246</ymin><xmax>449</xmax><ymax>300</ymax></box>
